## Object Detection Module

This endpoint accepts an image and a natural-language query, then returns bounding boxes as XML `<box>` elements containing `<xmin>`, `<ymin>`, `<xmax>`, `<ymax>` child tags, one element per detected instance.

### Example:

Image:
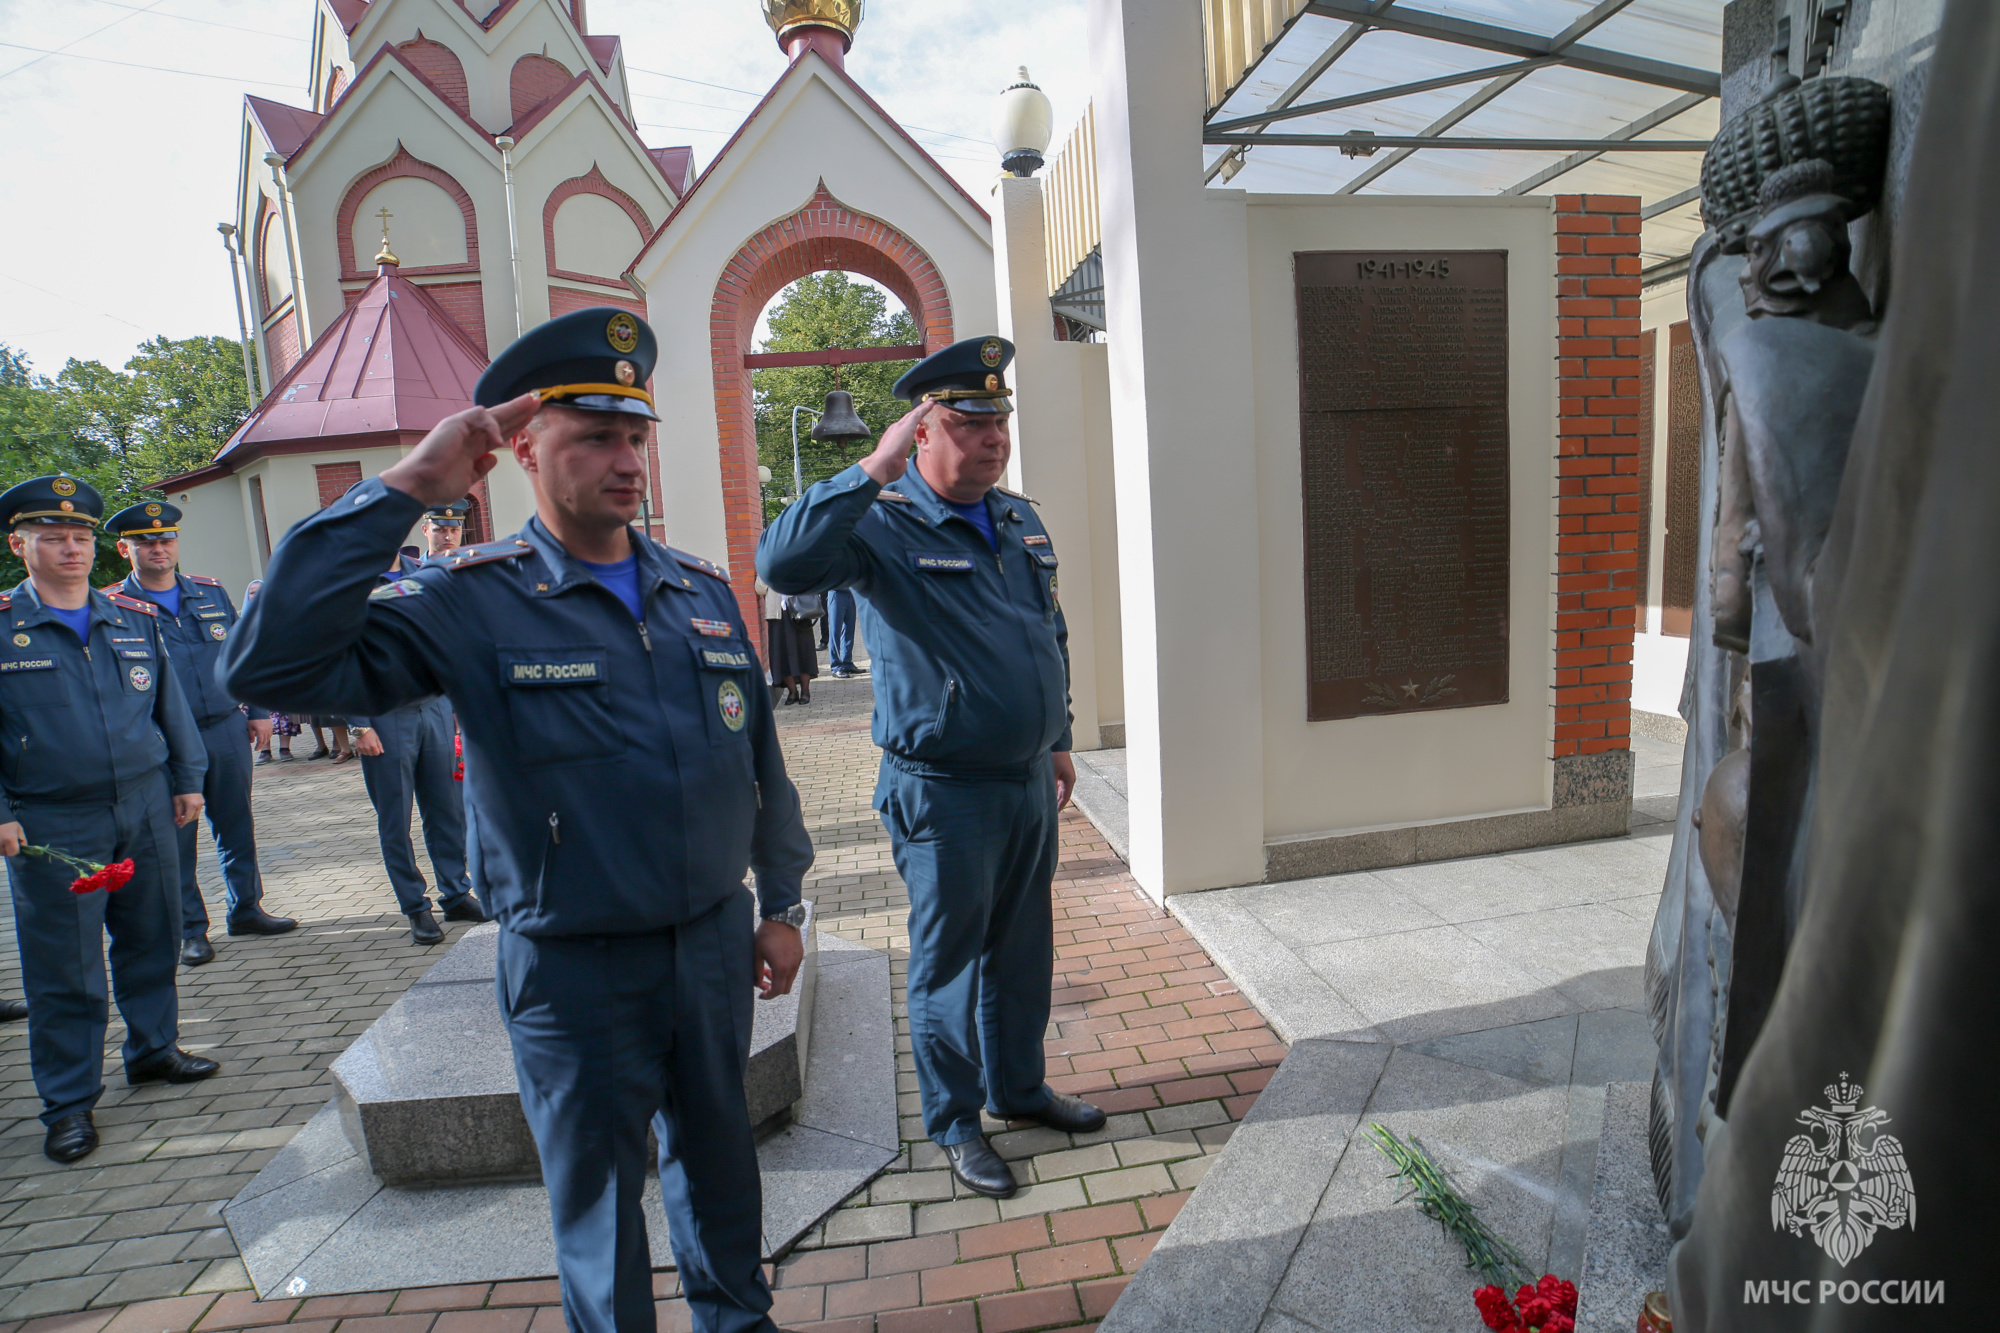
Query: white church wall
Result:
<box><xmin>632</xmin><ymin>57</ymin><xmax>995</xmax><ymax>567</ymax></box>
<box><xmin>349</xmin><ymin>175</ymin><xmax>470</xmax><ymax>268</ymax></box>
<box><xmin>1244</xmin><ymin>195</ymin><xmax>1559</xmax><ymax>841</ymax></box>
<box><xmin>553</xmin><ymin>193</ymin><xmax>644</xmax><ymax>274</ymax></box>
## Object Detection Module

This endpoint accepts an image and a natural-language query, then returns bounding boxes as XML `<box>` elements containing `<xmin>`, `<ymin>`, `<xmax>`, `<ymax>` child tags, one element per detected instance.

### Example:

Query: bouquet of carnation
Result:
<box><xmin>19</xmin><ymin>844</ymin><xmax>136</xmax><ymax>895</ymax></box>
<box><xmin>1475</xmin><ymin>1275</ymin><xmax>1579</xmax><ymax>1332</ymax></box>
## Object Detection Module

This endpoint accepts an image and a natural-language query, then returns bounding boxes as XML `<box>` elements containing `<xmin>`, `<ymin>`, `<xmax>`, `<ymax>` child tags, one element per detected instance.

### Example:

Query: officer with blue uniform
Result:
<box><xmin>347</xmin><ymin>493</ymin><xmax>485</xmax><ymax>947</ymax></box>
<box><xmin>758</xmin><ymin>336</ymin><xmax>1105</xmax><ymax>1200</ymax></box>
<box><xmin>224</xmin><ymin>307</ymin><xmax>814</xmax><ymax>1333</ymax></box>
<box><xmin>0</xmin><ymin>476</ymin><xmax>220</xmax><ymax>1165</ymax></box>
<box><xmin>106</xmin><ymin>501</ymin><xmax>299</xmax><ymax>966</ymax></box>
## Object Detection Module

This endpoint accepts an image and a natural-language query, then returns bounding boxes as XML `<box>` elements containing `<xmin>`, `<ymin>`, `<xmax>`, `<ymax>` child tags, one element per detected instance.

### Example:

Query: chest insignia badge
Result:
<box><xmin>717</xmin><ymin>679</ymin><xmax>747</xmax><ymax>732</ymax></box>
<box><xmin>11</xmin><ymin>633</ymin><xmax>26</xmax><ymax>647</ymax></box>
<box><xmin>691</xmin><ymin>618</ymin><xmax>733</xmax><ymax>637</ymax></box>
<box><xmin>128</xmin><ymin>664</ymin><xmax>153</xmax><ymax>692</ymax></box>
<box><xmin>1049</xmin><ymin>573</ymin><xmax>1060</xmax><ymax>607</ymax></box>
<box><xmin>208</xmin><ymin>622</ymin><xmax>228</xmax><ymax>641</ymax></box>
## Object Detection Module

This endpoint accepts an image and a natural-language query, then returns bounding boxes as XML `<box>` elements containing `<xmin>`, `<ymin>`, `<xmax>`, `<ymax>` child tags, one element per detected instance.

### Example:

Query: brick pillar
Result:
<box><xmin>1552</xmin><ymin>195</ymin><xmax>1641</xmax><ymax>760</ymax></box>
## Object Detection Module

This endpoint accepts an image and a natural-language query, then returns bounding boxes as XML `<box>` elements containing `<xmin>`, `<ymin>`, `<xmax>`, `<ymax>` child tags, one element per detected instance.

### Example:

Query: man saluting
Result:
<box><xmin>758</xmin><ymin>336</ymin><xmax>1103</xmax><ymax>1201</ymax></box>
<box><xmin>225</xmin><ymin>309</ymin><xmax>813</xmax><ymax>1333</ymax></box>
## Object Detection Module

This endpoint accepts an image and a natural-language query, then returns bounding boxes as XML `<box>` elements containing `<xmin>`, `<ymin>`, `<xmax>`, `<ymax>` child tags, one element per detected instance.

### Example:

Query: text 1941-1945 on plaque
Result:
<box><xmin>1295</xmin><ymin>249</ymin><xmax>1511</xmax><ymax>722</ymax></box>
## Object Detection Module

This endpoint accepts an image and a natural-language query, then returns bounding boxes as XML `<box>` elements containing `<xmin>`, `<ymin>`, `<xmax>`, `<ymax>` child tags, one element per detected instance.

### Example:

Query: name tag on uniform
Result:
<box><xmin>691</xmin><ymin>618</ymin><xmax>734</xmax><ymax>637</ymax></box>
<box><xmin>913</xmin><ymin>554</ymin><xmax>975</xmax><ymax>573</ymax></box>
<box><xmin>0</xmin><ymin>657</ymin><xmax>57</xmax><ymax>672</ymax></box>
<box><xmin>195</xmin><ymin>610</ymin><xmax>227</xmax><ymax>620</ymax></box>
<box><xmin>697</xmin><ymin>646</ymin><xmax>750</xmax><ymax>669</ymax></box>
<box><xmin>499</xmin><ymin>648</ymin><xmax>608</xmax><ymax>687</ymax></box>
<box><xmin>116</xmin><ymin>648</ymin><xmax>153</xmax><ymax>660</ymax></box>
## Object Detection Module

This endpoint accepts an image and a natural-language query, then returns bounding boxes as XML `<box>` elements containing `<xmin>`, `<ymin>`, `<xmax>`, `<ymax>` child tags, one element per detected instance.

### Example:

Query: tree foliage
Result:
<box><xmin>0</xmin><ymin>336</ymin><xmax>254</xmax><ymax>586</ymax></box>
<box><xmin>752</xmin><ymin>273</ymin><xmax>918</xmax><ymax>522</ymax></box>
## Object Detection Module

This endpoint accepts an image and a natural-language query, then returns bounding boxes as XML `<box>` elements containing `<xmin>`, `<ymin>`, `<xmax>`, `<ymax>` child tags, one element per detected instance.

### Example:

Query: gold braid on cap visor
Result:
<box><xmin>919</xmin><ymin>388</ymin><xmax>1015</xmax><ymax>412</ymax></box>
<box><xmin>534</xmin><ymin>383</ymin><xmax>655</xmax><ymax>407</ymax></box>
<box><xmin>11</xmin><ymin>511</ymin><xmax>101</xmax><ymax>527</ymax></box>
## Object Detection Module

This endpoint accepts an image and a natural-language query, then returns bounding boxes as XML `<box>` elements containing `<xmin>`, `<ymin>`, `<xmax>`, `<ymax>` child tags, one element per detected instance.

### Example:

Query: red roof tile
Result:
<box><xmin>583</xmin><ymin>33</ymin><xmax>618</xmax><ymax>73</ymax></box>
<box><xmin>218</xmin><ymin>266</ymin><xmax>487</xmax><ymax>462</ymax></box>
<box><xmin>647</xmin><ymin>146</ymin><xmax>695</xmax><ymax>195</ymax></box>
<box><xmin>329</xmin><ymin>0</ymin><xmax>369</xmax><ymax>35</ymax></box>
<box><xmin>245</xmin><ymin>96</ymin><xmax>324</xmax><ymax>159</ymax></box>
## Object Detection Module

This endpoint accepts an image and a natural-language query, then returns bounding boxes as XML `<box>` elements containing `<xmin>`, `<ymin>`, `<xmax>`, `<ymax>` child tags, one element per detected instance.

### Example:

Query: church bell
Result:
<box><xmin>811</xmin><ymin>389</ymin><xmax>873</xmax><ymax>446</ymax></box>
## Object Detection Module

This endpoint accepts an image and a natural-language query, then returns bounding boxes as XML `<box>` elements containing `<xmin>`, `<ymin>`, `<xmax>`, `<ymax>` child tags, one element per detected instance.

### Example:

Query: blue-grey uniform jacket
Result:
<box><xmin>115</xmin><ymin>572</ymin><xmax>267</xmax><ymax>730</ymax></box>
<box><xmin>345</xmin><ymin>554</ymin><xmax>435</xmax><ymax>734</ymax></box>
<box><xmin>221</xmin><ymin>478</ymin><xmax>812</xmax><ymax>937</ymax></box>
<box><xmin>757</xmin><ymin>462</ymin><xmax>1071</xmax><ymax>776</ymax></box>
<box><xmin>0</xmin><ymin>581</ymin><xmax>207</xmax><ymax>804</ymax></box>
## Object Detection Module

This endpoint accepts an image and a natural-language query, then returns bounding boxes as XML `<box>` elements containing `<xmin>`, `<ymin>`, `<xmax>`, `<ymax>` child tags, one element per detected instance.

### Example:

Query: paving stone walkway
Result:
<box><xmin>0</xmin><ymin>669</ymin><xmax>1285</xmax><ymax>1333</ymax></box>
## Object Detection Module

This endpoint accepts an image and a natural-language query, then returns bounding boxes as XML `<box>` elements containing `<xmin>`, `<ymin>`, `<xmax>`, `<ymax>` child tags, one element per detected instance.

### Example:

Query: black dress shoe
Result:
<box><xmin>226</xmin><ymin>907</ymin><xmax>298</xmax><ymax>936</ymax></box>
<box><xmin>409</xmin><ymin>908</ymin><xmax>444</xmax><ymax>945</ymax></box>
<box><xmin>44</xmin><ymin>1112</ymin><xmax>97</xmax><ymax>1163</ymax></box>
<box><xmin>125</xmin><ymin>1048</ymin><xmax>221</xmax><ymax>1086</ymax></box>
<box><xmin>1001</xmin><ymin>1092</ymin><xmax>1107</xmax><ymax>1134</ymax></box>
<box><xmin>441</xmin><ymin>894</ymin><xmax>487</xmax><ymax>924</ymax></box>
<box><xmin>179</xmin><ymin>935</ymin><xmax>215</xmax><ymax>967</ymax></box>
<box><xmin>944</xmin><ymin>1135</ymin><xmax>1018</xmax><ymax>1198</ymax></box>
<box><xmin>0</xmin><ymin>998</ymin><xmax>27</xmax><ymax>1022</ymax></box>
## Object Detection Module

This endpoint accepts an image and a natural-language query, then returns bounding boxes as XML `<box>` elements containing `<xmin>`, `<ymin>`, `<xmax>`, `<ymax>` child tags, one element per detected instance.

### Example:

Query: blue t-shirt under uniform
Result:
<box><xmin>945</xmin><ymin>497</ymin><xmax>997</xmax><ymax>551</ymax></box>
<box><xmin>145</xmin><ymin>581</ymin><xmax>182</xmax><ymax>618</ymax></box>
<box><xmin>47</xmin><ymin>602</ymin><xmax>93</xmax><ymax>645</ymax></box>
<box><xmin>578</xmin><ymin>555</ymin><xmax>643</xmax><ymax>620</ymax></box>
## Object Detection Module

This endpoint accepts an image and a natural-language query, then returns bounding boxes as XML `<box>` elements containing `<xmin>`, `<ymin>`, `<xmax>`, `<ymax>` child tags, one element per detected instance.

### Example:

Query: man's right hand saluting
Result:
<box><xmin>858</xmin><ymin>401</ymin><xmax>932</xmax><ymax>488</ymax></box>
<box><xmin>379</xmin><ymin>393</ymin><xmax>541</xmax><ymax>507</ymax></box>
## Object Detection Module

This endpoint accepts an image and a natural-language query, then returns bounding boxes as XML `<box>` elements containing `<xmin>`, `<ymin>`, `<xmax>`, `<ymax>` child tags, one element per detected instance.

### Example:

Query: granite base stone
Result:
<box><xmin>330</xmin><ymin>912</ymin><xmax>816</xmax><ymax>1186</ymax></box>
<box><xmin>1577</xmin><ymin>1081</ymin><xmax>1671</xmax><ymax>1332</ymax></box>
<box><xmin>224</xmin><ymin>928</ymin><xmax>896</xmax><ymax>1298</ymax></box>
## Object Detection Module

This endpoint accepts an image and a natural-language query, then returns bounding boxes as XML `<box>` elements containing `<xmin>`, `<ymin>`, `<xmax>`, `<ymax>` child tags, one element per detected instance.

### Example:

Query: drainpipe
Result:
<box><xmin>496</xmin><ymin>136</ymin><xmax>525</xmax><ymax>338</ymax></box>
<box><xmin>263</xmin><ymin>152</ymin><xmax>312</xmax><ymax>347</ymax></box>
<box><xmin>217</xmin><ymin>223</ymin><xmax>260</xmax><ymax>401</ymax></box>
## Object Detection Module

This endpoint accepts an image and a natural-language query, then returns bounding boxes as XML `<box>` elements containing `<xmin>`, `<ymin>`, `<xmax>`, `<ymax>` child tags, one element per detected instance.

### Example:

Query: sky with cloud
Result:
<box><xmin>0</xmin><ymin>0</ymin><xmax>1090</xmax><ymax>378</ymax></box>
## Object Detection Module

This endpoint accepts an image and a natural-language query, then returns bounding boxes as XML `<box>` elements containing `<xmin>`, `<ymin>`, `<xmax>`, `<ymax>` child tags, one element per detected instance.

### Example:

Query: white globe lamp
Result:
<box><xmin>992</xmin><ymin>67</ymin><xmax>1054</xmax><ymax>176</ymax></box>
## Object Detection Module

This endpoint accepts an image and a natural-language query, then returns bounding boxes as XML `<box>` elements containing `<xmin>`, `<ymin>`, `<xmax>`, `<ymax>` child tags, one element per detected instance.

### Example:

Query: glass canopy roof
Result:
<box><xmin>1202</xmin><ymin>0</ymin><xmax>1724</xmax><ymax>277</ymax></box>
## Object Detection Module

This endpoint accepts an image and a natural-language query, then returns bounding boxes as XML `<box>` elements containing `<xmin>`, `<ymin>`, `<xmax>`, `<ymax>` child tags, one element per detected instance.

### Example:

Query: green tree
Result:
<box><xmin>752</xmin><ymin>273</ymin><xmax>918</xmax><ymax>522</ymax></box>
<box><xmin>0</xmin><ymin>337</ymin><xmax>254</xmax><ymax>587</ymax></box>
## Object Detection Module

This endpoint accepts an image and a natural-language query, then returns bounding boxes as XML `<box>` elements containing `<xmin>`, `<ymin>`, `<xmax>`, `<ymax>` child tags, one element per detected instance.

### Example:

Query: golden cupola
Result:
<box><xmin>763</xmin><ymin>0</ymin><xmax>863</xmax><ymax>66</ymax></box>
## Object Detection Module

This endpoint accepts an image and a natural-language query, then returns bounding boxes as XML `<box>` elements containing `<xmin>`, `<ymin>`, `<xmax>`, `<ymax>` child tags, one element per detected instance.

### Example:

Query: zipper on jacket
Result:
<box><xmin>636</xmin><ymin>621</ymin><xmax>652</xmax><ymax>653</ymax></box>
<box><xmin>548</xmin><ymin>811</ymin><xmax>561</xmax><ymax>844</ymax></box>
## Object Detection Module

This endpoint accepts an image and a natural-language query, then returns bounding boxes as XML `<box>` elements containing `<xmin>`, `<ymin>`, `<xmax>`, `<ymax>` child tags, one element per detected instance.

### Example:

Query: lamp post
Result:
<box><xmin>217</xmin><ymin>223</ymin><xmax>259</xmax><ymax>401</ymax></box>
<box><xmin>991</xmin><ymin>67</ymin><xmax>1054</xmax><ymax>176</ymax></box>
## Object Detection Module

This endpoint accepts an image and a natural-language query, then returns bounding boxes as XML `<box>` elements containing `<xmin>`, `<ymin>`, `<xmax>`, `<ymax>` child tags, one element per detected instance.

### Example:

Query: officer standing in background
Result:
<box><xmin>348</xmin><ymin>495</ymin><xmax>486</xmax><ymax>946</ymax></box>
<box><xmin>758</xmin><ymin>336</ymin><xmax>1103</xmax><ymax>1200</ymax></box>
<box><xmin>107</xmin><ymin>502</ymin><xmax>299</xmax><ymax>966</ymax></box>
<box><xmin>224</xmin><ymin>308</ymin><xmax>814</xmax><ymax>1333</ymax></box>
<box><xmin>825</xmin><ymin>584</ymin><xmax>864</xmax><ymax>678</ymax></box>
<box><xmin>0</xmin><ymin>476</ymin><xmax>220</xmax><ymax>1164</ymax></box>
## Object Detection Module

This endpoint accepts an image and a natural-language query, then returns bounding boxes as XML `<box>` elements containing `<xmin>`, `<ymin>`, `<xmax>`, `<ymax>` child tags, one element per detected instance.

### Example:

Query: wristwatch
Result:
<box><xmin>762</xmin><ymin>903</ymin><xmax>809</xmax><ymax>928</ymax></box>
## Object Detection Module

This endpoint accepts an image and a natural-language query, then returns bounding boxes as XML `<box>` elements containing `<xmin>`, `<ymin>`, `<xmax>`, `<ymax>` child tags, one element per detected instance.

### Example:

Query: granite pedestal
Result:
<box><xmin>330</xmin><ymin>911</ymin><xmax>817</xmax><ymax>1185</ymax></box>
<box><xmin>224</xmin><ymin>925</ymin><xmax>896</xmax><ymax>1299</ymax></box>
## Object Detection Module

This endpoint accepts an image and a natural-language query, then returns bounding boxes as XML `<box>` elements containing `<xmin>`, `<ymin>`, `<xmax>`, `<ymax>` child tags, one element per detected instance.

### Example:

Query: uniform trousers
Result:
<box><xmin>876</xmin><ymin>754</ymin><xmax>1058</xmax><ymax>1146</ymax></box>
<box><xmin>825</xmin><ymin>588</ymin><xmax>857</xmax><ymax>672</ymax></box>
<box><xmin>357</xmin><ymin>698</ymin><xmax>471</xmax><ymax>914</ymax></box>
<box><xmin>496</xmin><ymin>891</ymin><xmax>774</xmax><ymax>1333</ymax></box>
<box><xmin>6</xmin><ymin>770</ymin><xmax>182</xmax><ymax>1124</ymax></box>
<box><xmin>179</xmin><ymin>715</ymin><xmax>266</xmax><ymax>936</ymax></box>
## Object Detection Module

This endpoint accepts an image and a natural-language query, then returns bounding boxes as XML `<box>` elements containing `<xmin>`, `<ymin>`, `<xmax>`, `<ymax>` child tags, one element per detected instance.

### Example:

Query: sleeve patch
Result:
<box><xmin>369</xmin><ymin>578</ymin><xmax>425</xmax><ymax>601</ymax></box>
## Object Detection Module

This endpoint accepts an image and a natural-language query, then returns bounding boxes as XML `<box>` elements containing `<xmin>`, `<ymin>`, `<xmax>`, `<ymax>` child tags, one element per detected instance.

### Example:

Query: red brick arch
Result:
<box><xmin>335</xmin><ymin>144</ymin><xmax>480</xmax><ymax>281</ymax></box>
<box><xmin>707</xmin><ymin>182</ymin><xmax>953</xmax><ymax>639</ymax></box>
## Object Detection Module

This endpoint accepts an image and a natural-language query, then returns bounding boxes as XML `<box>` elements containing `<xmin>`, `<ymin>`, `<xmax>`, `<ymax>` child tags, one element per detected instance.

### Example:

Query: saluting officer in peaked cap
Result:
<box><xmin>760</xmin><ymin>331</ymin><xmax>1106</xmax><ymax>1203</ymax></box>
<box><xmin>1</xmin><ymin>475</ymin><xmax>218</xmax><ymax>1165</ymax></box>
<box><xmin>224</xmin><ymin>306</ymin><xmax>811</xmax><ymax>1333</ymax></box>
<box><xmin>106</xmin><ymin>500</ymin><xmax>298</xmax><ymax>966</ymax></box>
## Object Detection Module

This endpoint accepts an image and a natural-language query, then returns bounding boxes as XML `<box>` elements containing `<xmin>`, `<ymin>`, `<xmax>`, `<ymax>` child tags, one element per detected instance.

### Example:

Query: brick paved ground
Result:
<box><xmin>0</xmin><ymin>673</ymin><xmax>1284</xmax><ymax>1332</ymax></box>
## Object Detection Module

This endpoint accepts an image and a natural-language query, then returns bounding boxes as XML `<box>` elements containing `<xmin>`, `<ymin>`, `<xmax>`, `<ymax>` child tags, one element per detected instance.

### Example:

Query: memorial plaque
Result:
<box><xmin>1296</xmin><ymin>250</ymin><xmax>1510</xmax><ymax>721</ymax></box>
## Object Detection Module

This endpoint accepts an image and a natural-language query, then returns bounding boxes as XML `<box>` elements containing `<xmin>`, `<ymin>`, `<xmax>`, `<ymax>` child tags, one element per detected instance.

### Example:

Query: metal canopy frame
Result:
<box><xmin>1203</xmin><ymin>0</ymin><xmax>1721</xmax><ymax>211</ymax></box>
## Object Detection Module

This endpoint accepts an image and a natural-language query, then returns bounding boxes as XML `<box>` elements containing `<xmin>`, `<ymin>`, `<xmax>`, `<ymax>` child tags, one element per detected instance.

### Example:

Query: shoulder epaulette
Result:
<box><xmin>441</xmin><ymin>537</ymin><xmax>534</xmax><ymax>572</ymax></box>
<box><xmin>874</xmin><ymin>490</ymin><xmax>913</xmax><ymax>505</ymax></box>
<box><xmin>669</xmin><ymin>547</ymin><xmax>730</xmax><ymax>583</ymax></box>
<box><xmin>0</xmin><ymin>594</ymin><xmax>10</xmax><ymax>609</ymax></box>
<box><xmin>187</xmin><ymin>574</ymin><xmax>222</xmax><ymax>587</ymax></box>
<box><xmin>994</xmin><ymin>485</ymin><xmax>1039</xmax><ymax>505</ymax></box>
<box><xmin>105</xmin><ymin>590</ymin><xmax>158</xmax><ymax>617</ymax></box>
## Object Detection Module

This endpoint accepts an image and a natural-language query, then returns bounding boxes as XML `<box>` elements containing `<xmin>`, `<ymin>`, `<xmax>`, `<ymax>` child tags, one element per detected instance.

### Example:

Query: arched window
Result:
<box><xmin>257</xmin><ymin>204</ymin><xmax>291</xmax><ymax>314</ymax></box>
<box><xmin>327</xmin><ymin>65</ymin><xmax>349</xmax><ymax>108</ymax></box>
<box><xmin>510</xmin><ymin>53</ymin><xmax>572</xmax><ymax>123</ymax></box>
<box><xmin>396</xmin><ymin>34</ymin><xmax>470</xmax><ymax>117</ymax></box>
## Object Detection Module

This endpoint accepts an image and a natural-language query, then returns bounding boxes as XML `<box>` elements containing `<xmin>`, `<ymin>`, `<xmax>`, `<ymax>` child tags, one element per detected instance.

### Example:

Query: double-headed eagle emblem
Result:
<box><xmin>1771</xmin><ymin>1074</ymin><xmax>1915</xmax><ymax>1266</ymax></box>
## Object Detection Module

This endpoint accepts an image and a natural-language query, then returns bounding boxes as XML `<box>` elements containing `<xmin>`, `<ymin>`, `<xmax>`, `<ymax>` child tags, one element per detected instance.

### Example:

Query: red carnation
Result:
<box><xmin>1475</xmin><ymin>1285</ymin><xmax>1521</xmax><ymax>1331</ymax></box>
<box><xmin>1538</xmin><ymin>1274</ymin><xmax>1578</xmax><ymax>1317</ymax></box>
<box><xmin>103</xmin><ymin>859</ymin><xmax>135</xmax><ymax>891</ymax></box>
<box><xmin>1541</xmin><ymin>1314</ymin><xmax>1575</xmax><ymax>1333</ymax></box>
